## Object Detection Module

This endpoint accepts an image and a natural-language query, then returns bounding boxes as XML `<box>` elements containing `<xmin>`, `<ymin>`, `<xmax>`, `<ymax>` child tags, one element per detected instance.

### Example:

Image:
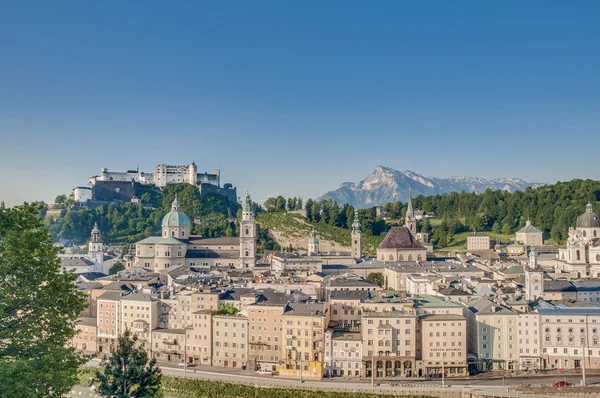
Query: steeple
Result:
<box><xmin>90</xmin><ymin>222</ymin><xmax>101</xmax><ymax>243</ymax></box>
<box><xmin>243</xmin><ymin>191</ymin><xmax>254</xmax><ymax>214</ymax></box>
<box><xmin>352</xmin><ymin>209</ymin><xmax>361</xmax><ymax>234</ymax></box>
<box><xmin>171</xmin><ymin>194</ymin><xmax>181</xmax><ymax>212</ymax></box>
<box><xmin>529</xmin><ymin>246</ymin><xmax>537</xmax><ymax>269</ymax></box>
<box><xmin>406</xmin><ymin>190</ymin><xmax>415</xmax><ymax>219</ymax></box>
<box><xmin>586</xmin><ymin>202</ymin><xmax>593</xmax><ymax>213</ymax></box>
<box><xmin>405</xmin><ymin>190</ymin><xmax>417</xmax><ymax>234</ymax></box>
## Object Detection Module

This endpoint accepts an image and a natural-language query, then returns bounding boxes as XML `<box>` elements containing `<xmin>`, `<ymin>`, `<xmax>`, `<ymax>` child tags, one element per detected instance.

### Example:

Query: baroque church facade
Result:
<box><xmin>132</xmin><ymin>194</ymin><xmax>256</xmax><ymax>271</ymax></box>
<box><xmin>556</xmin><ymin>203</ymin><xmax>600</xmax><ymax>278</ymax></box>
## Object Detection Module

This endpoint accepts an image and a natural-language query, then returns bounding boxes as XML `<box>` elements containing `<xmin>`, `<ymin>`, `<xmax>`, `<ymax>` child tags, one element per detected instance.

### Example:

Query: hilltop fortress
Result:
<box><xmin>73</xmin><ymin>162</ymin><xmax>237</xmax><ymax>205</ymax></box>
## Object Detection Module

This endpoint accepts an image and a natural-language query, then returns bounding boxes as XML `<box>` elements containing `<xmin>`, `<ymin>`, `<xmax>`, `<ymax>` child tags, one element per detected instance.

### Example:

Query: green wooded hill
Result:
<box><xmin>45</xmin><ymin>184</ymin><xmax>239</xmax><ymax>244</ymax></box>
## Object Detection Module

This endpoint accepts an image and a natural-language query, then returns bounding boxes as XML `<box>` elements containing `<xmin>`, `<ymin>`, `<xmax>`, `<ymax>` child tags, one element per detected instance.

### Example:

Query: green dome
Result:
<box><xmin>161</xmin><ymin>211</ymin><xmax>191</xmax><ymax>227</ymax></box>
<box><xmin>161</xmin><ymin>195</ymin><xmax>191</xmax><ymax>227</ymax></box>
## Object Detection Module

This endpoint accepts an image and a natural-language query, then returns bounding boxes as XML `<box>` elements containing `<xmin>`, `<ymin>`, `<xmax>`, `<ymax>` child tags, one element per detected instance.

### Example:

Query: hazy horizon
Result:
<box><xmin>2</xmin><ymin>1</ymin><xmax>599</xmax><ymax>206</ymax></box>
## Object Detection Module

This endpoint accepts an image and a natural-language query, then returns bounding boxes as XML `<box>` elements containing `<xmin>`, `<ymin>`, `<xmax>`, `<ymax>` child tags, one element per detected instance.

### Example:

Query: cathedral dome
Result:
<box><xmin>576</xmin><ymin>203</ymin><xmax>600</xmax><ymax>229</ymax></box>
<box><xmin>161</xmin><ymin>196</ymin><xmax>191</xmax><ymax>227</ymax></box>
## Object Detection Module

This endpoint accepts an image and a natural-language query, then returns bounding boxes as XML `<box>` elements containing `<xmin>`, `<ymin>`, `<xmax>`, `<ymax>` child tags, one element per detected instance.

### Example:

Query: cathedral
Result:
<box><xmin>555</xmin><ymin>203</ymin><xmax>600</xmax><ymax>278</ymax></box>
<box><xmin>132</xmin><ymin>193</ymin><xmax>256</xmax><ymax>271</ymax></box>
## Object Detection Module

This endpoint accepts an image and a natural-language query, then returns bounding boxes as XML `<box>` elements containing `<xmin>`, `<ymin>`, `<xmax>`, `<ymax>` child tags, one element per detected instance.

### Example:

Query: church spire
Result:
<box><xmin>406</xmin><ymin>190</ymin><xmax>415</xmax><ymax>219</ymax></box>
<box><xmin>171</xmin><ymin>194</ymin><xmax>181</xmax><ymax>212</ymax></box>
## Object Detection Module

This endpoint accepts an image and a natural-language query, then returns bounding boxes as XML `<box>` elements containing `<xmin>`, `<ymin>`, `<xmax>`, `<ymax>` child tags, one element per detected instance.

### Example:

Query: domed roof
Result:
<box><xmin>161</xmin><ymin>196</ymin><xmax>191</xmax><ymax>228</ymax></box>
<box><xmin>576</xmin><ymin>203</ymin><xmax>600</xmax><ymax>229</ymax></box>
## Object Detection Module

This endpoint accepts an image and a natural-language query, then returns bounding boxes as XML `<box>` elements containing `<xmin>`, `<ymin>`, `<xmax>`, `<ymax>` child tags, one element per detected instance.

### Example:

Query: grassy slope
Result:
<box><xmin>256</xmin><ymin>212</ymin><xmax>383</xmax><ymax>256</ymax></box>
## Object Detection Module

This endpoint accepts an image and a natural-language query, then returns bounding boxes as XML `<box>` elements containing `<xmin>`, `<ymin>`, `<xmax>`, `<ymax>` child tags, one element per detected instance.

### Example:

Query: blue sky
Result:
<box><xmin>1</xmin><ymin>1</ymin><xmax>599</xmax><ymax>206</ymax></box>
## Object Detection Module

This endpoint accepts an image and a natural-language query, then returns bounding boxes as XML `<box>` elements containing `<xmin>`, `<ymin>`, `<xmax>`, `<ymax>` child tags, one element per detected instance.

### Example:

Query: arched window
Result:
<box><xmin>417</xmin><ymin>254</ymin><xmax>422</xmax><ymax>261</ymax></box>
<box><xmin>181</xmin><ymin>230</ymin><xmax>185</xmax><ymax>237</ymax></box>
<box><xmin>171</xmin><ymin>231</ymin><xmax>175</xmax><ymax>237</ymax></box>
<box><xmin>245</xmin><ymin>228</ymin><xmax>249</xmax><ymax>235</ymax></box>
<box><xmin>597</xmin><ymin>254</ymin><xmax>600</xmax><ymax>262</ymax></box>
<box><xmin>583</xmin><ymin>231</ymin><xmax>587</xmax><ymax>237</ymax></box>
<box><xmin>408</xmin><ymin>254</ymin><xmax>413</xmax><ymax>261</ymax></box>
<box><xmin>577</xmin><ymin>250</ymin><xmax>581</xmax><ymax>261</ymax></box>
<box><xmin>595</xmin><ymin>230</ymin><xmax>598</xmax><ymax>237</ymax></box>
<box><xmin>399</xmin><ymin>254</ymin><xmax>404</xmax><ymax>261</ymax></box>
<box><xmin>388</xmin><ymin>254</ymin><xmax>394</xmax><ymax>261</ymax></box>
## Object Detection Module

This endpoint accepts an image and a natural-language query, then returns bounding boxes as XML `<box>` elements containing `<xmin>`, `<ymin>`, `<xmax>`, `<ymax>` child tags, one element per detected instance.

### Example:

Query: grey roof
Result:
<box><xmin>331</xmin><ymin>329</ymin><xmax>362</xmax><ymax>341</ymax></box>
<box><xmin>283</xmin><ymin>302</ymin><xmax>326</xmax><ymax>317</ymax></box>
<box><xmin>152</xmin><ymin>328</ymin><xmax>186</xmax><ymax>334</ymax></box>
<box><xmin>61</xmin><ymin>257</ymin><xmax>94</xmax><ymax>267</ymax></box>
<box><xmin>517</xmin><ymin>221</ymin><xmax>542</xmax><ymax>234</ymax></box>
<box><xmin>419</xmin><ymin>314</ymin><xmax>466</xmax><ymax>322</ymax></box>
<box><xmin>77</xmin><ymin>272</ymin><xmax>108</xmax><ymax>281</ymax></box>
<box><xmin>503</xmin><ymin>265</ymin><xmax>524</xmax><ymax>275</ymax></box>
<box><xmin>97</xmin><ymin>291</ymin><xmax>126</xmax><ymax>301</ymax></box>
<box><xmin>76</xmin><ymin>317</ymin><xmax>97</xmax><ymax>327</ymax></box>
<box><xmin>544</xmin><ymin>280</ymin><xmax>576</xmax><ymax>292</ymax></box>
<box><xmin>186</xmin><ymin>250</ymin><xmax>239</xmax><ymax>259</ymax></box>
<box><xmin>573</xmin><ymin>281</ymin><xmax>600</xmax><ymax>291</ymax></box>
<box><xmin>136</xmin><ymin>236</ymin><xmax>186</xmax><ymax>245</ymax></box>
<box><xmin>119</xmin><ymin>293</ymin><xmax>157</xmax><ymax>302</ymax></box>
<box><xmin>329</xmin><ymin>277</ymin><xmax>377</xmax><ymax>288</ymax></box>
<box><xmin>378</xmin><ymin>227</ymin><xmax>426</xmax><ymax>250</ymax></box>
<box><xmin>468</xmin><ymin>299</ymin><xmax>515</xmax><ymax>315</ymax></box>
<box><xmin>576</xmin><ymin>204</ymin><xmax>600</xmax><ymax>229</ymax></box>
<box><xmin>438</xmin><ymin>287</ymin><xmax>470</xmax><ymax>296</ymax></box>
<box><xmin>187</xmin><ymin>237</ymin><xmax>239</xmax><ymax>246</ymax></box>
<box><xmin>469</xmin><ymin>232</ymin><xmax>489</xmax><ymax>237</ymax></box>
<box><xmin>329</xmin><ymin>290</ymin><xmax>370</xmax><ymax>300</ymax></box>
<box><xmin>538</xmin><ymin>307</ymin><xmax>600</xmax><ymax>315</ymax></box>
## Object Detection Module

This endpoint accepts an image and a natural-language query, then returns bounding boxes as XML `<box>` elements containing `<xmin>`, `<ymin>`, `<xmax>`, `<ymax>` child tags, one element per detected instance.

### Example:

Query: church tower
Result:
<box><xmin>351</xmin><ymin>209</ymin><xmax>362</xmax><ymax>259</ymax></box>
<box><xmin>308</xmin><ymin>229</ymin><xmax>320</xmax><ymax>255</ymax></box>
<box><xmin>524</xmin><ymin>247</ymin><xmax>544</xmax><ymax>302</ymax></box>
<box><xmin>239</xmin><ymin>192</ymin><xmax>256</xmax><ymax>269</ymax></box>
<box><xmin>88</xmin><ymin>222</ymin><xmax>104</xmax><ymax>273</ymax></box>
<box><xmin>405</xmin><ymin>192</ymin><xmax>417</xmax><ymax>234</ymax></box>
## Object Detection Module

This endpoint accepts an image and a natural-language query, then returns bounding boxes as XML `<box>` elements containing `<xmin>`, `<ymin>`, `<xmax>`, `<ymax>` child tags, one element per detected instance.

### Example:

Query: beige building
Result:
<box><xmin>189</xmin><ymin>309</ymin><xmax>212</xmax><ymax>365</ymax></box>
<box><xmin>97</xmin><ymin>291</ymin><xmax>124</xmax><ymax>353</ymax></box>
<box><xmin>362</xmin><ymin>310</ymin><xmax>417</xmax><ymax>378</ymax></box>
<box><xmin>248</xmin><ymin>301</ymin><xmax>287</xmax><ymax>371</ymax></box>
<box><xmin>515</xmin><ymin>220</ymin><xmax>544</xmax><ymax>246</ymax></box>
<box><xmin>467</xmin><ymin>233</ymin><xmax>490</xmax><ymax>251</ymax></box>
<box><xmin>278</xmin><ymin>303</ymin><xmax>328</xmax><ymax>379</ymax></box>
<box><xmin>466</xmin><ymin>299</ymin><xmax>519</xmax><ymax>371</ymax></box>
<box><xmin>419</xmin><ymin>314</ymin><xmax>467</xmax><ymax>376</ymax></box>
<box><xmin>329</xmin><ymin>290</ymin><xmax>367</xmax><ymax>327</ymax></box>
<box><xmin>212</xmin><ymin>314</ymin><xmax>248</xmax><ymax>368</ymax></box>
<box><xmin>71</xmin><ymin>317</ymin><xmax>98</xmax><ymax>353</ymax></box>
<box><xmin>324</xmin><ymin>328</ymin><xmax>363</xmax><ymax>377</ymax></box>
<box><xmin>517</xmin><ymin>312</ymin><xmax>541</xmax><ymax>370</ymax></box>
<box><xmin>152</xmin><ymin>328</ymin><xmax>186</xmax><ymax>363</ymax></box>
<box><xmin>120</xmin><ymin>293</ymin><xmax>159</xmax><ymax>351</ymax></box>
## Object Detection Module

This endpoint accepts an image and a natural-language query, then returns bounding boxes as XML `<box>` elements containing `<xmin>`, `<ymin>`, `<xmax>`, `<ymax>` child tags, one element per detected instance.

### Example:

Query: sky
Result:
<box><xmin>1</xmin><ymin>1</ymin><xmax>599</xmax><ymax>207</ymax></box>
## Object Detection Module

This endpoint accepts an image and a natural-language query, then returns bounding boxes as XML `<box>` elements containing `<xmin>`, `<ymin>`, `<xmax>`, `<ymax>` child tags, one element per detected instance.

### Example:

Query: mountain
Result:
<box><xmin>317</xmin><ymin>166</ymin><xmax>543</xmax><ymax>208</ymax></box>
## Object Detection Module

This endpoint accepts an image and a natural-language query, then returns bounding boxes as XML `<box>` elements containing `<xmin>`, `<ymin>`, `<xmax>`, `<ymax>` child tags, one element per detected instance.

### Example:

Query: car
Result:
<box><xmin>178</xmin><ymin>362</ymin><xmax>192</xmax><ymax>367</ymax></box>
<box><xmin>256</xmin><ymin>369</ymin><xmax>273</xmax><ymax>376</ymax></box>
<box><xmin>552</xmin><ymin>380</ymin><xmax>569</xmax><ymax>387</ymax></box>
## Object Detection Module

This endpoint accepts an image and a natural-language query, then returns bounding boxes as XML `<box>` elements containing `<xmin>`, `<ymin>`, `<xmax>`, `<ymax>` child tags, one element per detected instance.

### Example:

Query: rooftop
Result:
<box><xmin>378</xmin><ymin>227</ymin><xmax>426</xmax><ymax>250</ymax></box>
<box><xmin>419</xmin><ymin>314</ymin><xmax>466</xmax><ymax>322</ymax></box>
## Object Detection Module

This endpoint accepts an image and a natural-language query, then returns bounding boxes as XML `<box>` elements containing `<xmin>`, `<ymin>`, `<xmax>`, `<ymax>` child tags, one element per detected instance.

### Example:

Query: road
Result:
<box><xmin>82</xmin><ymin>358</ymin><xmax>600</xmax><ymax>398</ymax></box>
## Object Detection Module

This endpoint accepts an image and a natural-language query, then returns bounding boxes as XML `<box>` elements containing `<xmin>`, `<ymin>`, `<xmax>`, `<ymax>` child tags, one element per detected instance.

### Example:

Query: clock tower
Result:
<box><xmin>239</xmin><ymin>192</ymin><xmax>256</xmax><ymax>269</ymax></box>
<box><xmin>524</xmin><ymin>247</ymin><xmax>544</xmax><ymax>302</ymax></box>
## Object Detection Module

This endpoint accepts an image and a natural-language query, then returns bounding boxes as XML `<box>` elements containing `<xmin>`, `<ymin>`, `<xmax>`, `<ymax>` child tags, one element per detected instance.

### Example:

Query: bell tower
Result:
<box><xmin>239</xmin><ymin>192</ymin><xmax>256</xmax><ymax>269</ymax></box>
<box><xmin>351</xmin><ymin>209</ymin><xmax>362</xmax><ymax>259</ymax></box>
<box><xmin>88</xmin><ymin>222</ymin><xmax>104</xmax><ymax>273</ymax></box>
<box><xmin>524</xmin><ymin>247</ymin><xmax>544</xmax><ymax>302</ymax></box>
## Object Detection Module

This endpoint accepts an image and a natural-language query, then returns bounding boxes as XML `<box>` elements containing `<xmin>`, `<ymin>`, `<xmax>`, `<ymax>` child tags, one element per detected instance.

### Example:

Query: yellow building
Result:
<box><xmin>277</xmin><ymin>303</ymin><xmax>329</xmax><ymax>379</ymax></box>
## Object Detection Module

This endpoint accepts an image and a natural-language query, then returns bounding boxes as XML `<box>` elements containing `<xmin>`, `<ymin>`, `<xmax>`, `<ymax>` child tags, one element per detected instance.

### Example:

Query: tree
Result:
<box><xmin>0</xmin><ymin>202</ymin><xmax>88</xmax><ymax>398</ymax></box>
<box><xmin>109</xmin><ymin>261</ymin><xmax>126</xmax><ymax>275</ymax></box>
<box><xmin>96</xmin><ymin>329</ymin><xmax>163</xmax><ymax>398</ymax></box>
<box><xmin>366</xmin><ymin>272</ymin><xmax>385</xmax><ymax>287</ymax></box>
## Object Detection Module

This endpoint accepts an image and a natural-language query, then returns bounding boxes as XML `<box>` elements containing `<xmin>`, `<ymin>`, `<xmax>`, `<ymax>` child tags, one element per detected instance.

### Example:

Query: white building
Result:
<box><xmin>89</xmin><ymin>163</ymin><xmax>220</xmax><ymax>188</ymax></box>
<box><xmin>556</xmin><ymin>203</ymin><xmax>600</xmax><ymax>278</ymax></box>
<box><xmin>515</xmin><ymin>220</ymin><xmax>543</xmax><ymax>246</ymax></box>
<box><xmin>73</xmin><ymin>186</ymin><xmax>92</xmax><ymax>203</ymax></box>
<box><xmin>239</xmin><ymin>193</ymin><xmax>257</xmax><ymax>269</ymax></box>
<box><xmin>467</xmin><ymin>233</ymin><xmax>490</xmax><ymax>251</ymax></box>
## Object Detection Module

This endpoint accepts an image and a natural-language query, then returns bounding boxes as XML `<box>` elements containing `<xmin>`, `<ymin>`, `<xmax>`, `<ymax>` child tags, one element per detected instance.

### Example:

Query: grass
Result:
<box><xmin>257</xmin><ymin>212</ymin><xmax>384</xmax><ymax>256</ymax></box>
<box><xmin>78</xmin><ymin>367</ymin><xmax>433</xmax><ymax>398</ymax></box>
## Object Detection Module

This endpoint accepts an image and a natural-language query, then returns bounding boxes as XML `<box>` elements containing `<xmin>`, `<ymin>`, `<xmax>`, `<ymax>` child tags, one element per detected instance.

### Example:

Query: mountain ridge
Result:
<box><xmin>317</xmin><ymin>166</ymin><xmax>543</xmax><ymax>208</ymax></box>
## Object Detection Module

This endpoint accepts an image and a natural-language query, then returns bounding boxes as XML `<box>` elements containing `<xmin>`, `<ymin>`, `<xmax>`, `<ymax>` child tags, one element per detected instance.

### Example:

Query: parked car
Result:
<box><xmin>178</xmin><ymin>362</ymin><xmax>193</xmax><ymax>367</ymax></box>
<box><xmin>256</xmin><ymin>369</ymin><xmax>273</xmax><ymax>376</ymax></box>
<box><xmin>552</xmin><ymin>380</ymin><xmax>569</xmax><ymax>387</ymax></box>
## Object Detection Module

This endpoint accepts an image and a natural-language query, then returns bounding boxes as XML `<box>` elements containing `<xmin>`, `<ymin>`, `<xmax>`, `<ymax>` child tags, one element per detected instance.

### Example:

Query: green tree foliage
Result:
<box><xmin>366</xmin><ymin>272</ymin><xmax>385</xmax><ymax>287</ymax></box>
<box><xmin>213</xmin><ymin>303</ymin><xmax>239</xmax><ymax>315</ymax></box>
<box><xmin>0</xmin><ymin>203</ymin><xmax>88</xmax><ymax>398</ymax></box>
<box><xmin>96</xmin><ymin>329</ymin><xmax>163</xmax><ymax>398</ymax></box>
<box><xmin>45</xmin><ymin>184</ymin><xmax>239</xmax><ymax>244</ymax></box>
<box><xmin>108</xmin><ymin>261</ymin><xmax>126</xmax><ymax>275</ymax></box>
